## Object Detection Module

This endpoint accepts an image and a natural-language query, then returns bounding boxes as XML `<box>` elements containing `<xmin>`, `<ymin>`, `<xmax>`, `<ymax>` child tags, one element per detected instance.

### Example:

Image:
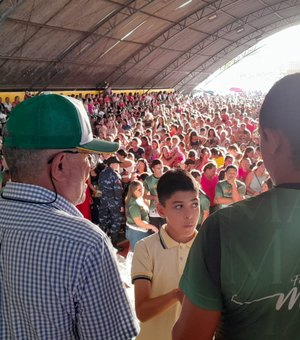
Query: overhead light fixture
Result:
<box><xmin>177</xmin><ymin>0</ymin><xmax>192</xmax><ymax>9</ymax></box>
<box><xmin>236</xmin><ymin>27</ymin><xmax>244</xmax><ymax>33</ymax></box>
<box><xmin>208</xmin><ymin>14</ymin><xmax>217</xmax><ymax>21</ymax></box>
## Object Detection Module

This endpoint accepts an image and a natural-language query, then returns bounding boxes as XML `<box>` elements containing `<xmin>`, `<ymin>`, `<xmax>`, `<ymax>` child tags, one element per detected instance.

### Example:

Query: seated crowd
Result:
<box><xmin>0</xmin><ymin>88</ymin><xmax>272</xmax><ymax>340</ymax></box>
<box><xmin>0</xmin><ymin>89</ymin><xmax>270</xmax><ymax>250</ymax></box>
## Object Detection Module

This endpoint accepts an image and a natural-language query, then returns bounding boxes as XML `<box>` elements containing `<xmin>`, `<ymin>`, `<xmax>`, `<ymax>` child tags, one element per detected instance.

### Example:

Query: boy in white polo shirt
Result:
<box><xmin>131</xmin><ymin>169</ymin><xmax>200</xmax><ymax>340</ymax></box>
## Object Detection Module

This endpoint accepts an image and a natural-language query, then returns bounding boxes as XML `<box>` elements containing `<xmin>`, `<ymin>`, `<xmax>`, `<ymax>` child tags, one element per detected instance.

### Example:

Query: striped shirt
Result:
<box><xmin>0</xmin><ymin>182</ymin><xmax>138</xmax><ymax>339</ymax></box>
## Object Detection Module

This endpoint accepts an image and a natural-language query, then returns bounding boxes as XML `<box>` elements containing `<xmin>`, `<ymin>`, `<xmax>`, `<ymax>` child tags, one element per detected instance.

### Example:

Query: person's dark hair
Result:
<box><xmin>260</xmin><ymin>73</ymin><xmax>300</xmax><ymax>167</ymax></box>
<box><xmin>150</xmin><ymin>159</ymin><xmax>162</xmax><ymax>169</ymax></box>
<box><xmin>190</xmin><ymin>169</ymin><xmax>201</xmax><ymax>179</ymax></box>
<box><xmin>188</xmin><ymin>150</ymin><xmax>197</xmax><ymax>159</ymax></box>
<box><xmin>137</xmin><ymin>172</ymin><xmax>149</xmax><ymax>181</ymax></box>
<box><xmin>137</xmin><ymin>158</ymin><xmax>149</xmax><ymax>173</ymax></box>
<box><xmin>117</xmin><ymin>149</ymin><xmax>127</xmax><ymax>158</ymax></box>
<box><xmin>243</xmin><ymin>146</ymin><xmax>254</xmax><ymax>158</ymax></box>
<box><xmin>157</xmin><ymin>169</ymin><xmax>198</xmax><ymax>206</ymax></box>
<box><xmin>225</xmin><ymin>164</ymin><xmax>238</xmax><ymax>172</ymax></box>
<box><xmin>224</xmin><ymin>154</ymin><xmax>234</xmax><ymax>162</ymax></box>
<box><xmin>202</xmin><ymin>162</ymin><xmax>216</xmax><ymax>172</ymax></box>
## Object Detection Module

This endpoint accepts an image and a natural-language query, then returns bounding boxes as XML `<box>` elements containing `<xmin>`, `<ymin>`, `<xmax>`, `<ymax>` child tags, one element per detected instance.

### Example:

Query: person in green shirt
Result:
<box><xmin>143</xmin><ymin>160</ymin><xmax>165</xmax><ymax>228</ymax></box>
<box><xmin>125</xmin><ymin>180</ymin><xmax>158</xmax><ymax>250</ymax></box>
<box><xmin>214</xmin><ymin>164</ymin><xmax>246</xmax><ymax>210</ymax></box>
<box><xmin>190</xmin><ymin>170</ymin><xmax>210</xmax><ymax>226</ymax></box>
<box><xmin>173</xmin><ymin>73</ymin><xmax>300</xmax><ymax>339</ymax></box>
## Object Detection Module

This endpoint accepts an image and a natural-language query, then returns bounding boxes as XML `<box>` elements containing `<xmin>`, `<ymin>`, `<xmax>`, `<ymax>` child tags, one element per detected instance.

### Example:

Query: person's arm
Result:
<box><xmin>77</xmin><ymin>238</ymin><xmax>139</xmax><ymax>338</ymax></box>
<box><xmin>214</xmin><ymin>183</ymin><xmax>233</xmax><ymax>205</ymax></box>
<box><xmin>133</xmin><ymin>216</ymin><xmax>158</xmax><ymax>233</ymax></box>
<box><xmin>134</xmin><ymin>279</ymin><xmax>183</xmax><ymax>322</ymax></box>
<box><xmin>202</xmin><ymin>210</ymin><xmax>209</xmax><ymax>224</ymax></box>
<box><xmin>245</xmin><ymin>172</ymin><xmax>257</xmax><ymax>196</ymax></box>
<box><xmin>172</xmin><ymin>295</ymin><xmax>221</xmax><ymax>340</ymax></box>
<box><xmin>229</xmin><ymin>179</ymin><xmax>244</xmax><ymax>202</ymax></box>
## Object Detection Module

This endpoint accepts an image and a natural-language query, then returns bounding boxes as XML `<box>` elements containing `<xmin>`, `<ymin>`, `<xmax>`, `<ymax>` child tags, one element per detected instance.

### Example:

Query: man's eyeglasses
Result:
<box><xmin>47</xmin><ymin>150</ymin><xmax>99</xmax><ymax>169</ymax></box>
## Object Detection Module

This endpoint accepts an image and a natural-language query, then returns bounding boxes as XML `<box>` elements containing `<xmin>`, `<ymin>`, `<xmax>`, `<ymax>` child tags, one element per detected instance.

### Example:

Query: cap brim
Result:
<box><xmin>77</xmin><ymin>138</ymin><xmax>119</xmax><ymax>154</ymax></box>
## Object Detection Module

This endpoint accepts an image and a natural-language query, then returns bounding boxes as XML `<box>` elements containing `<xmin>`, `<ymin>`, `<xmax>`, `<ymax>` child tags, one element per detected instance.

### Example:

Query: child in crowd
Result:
<box><xmin>131</xmin><ymin>169</ymin><xmax>200</xmax><ymax>340</ymax></box>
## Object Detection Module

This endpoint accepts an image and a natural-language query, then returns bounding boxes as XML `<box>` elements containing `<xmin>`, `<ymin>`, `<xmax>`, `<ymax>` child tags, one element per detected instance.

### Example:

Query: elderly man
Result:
<box><xmin>173</xmin><ymin>73</ymin><xmax>300</xmax><ymax>339</ymax></box>
<box><xmin>0</xmin><ymin>94</ymin><xmax>138</xmax><ymax>339</ymax></box>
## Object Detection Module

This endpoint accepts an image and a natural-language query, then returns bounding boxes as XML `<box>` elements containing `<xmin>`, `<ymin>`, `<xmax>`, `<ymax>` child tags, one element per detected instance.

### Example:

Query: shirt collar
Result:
<box><xmin>159</xmin><ymin>224</ymin><xmax>197</xmax><ymax>249</ymax></box>
<box><xmin>2</xmin><ymin>182</ymin><xmax>82</xmax><ymax>217</ymax></box>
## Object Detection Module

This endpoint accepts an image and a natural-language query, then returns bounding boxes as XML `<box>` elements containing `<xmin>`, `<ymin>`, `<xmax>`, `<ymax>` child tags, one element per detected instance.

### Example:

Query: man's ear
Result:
<box><xmin>50</xmin><ymin>153</ymin><xmax>66</xmax><ymax>181</ymax></box>
<box><xmin>261</xmin><ymin>127</ymin><xmax>282</xmax><ymax>155</ymax></box>
<box><xmin>156</xmin><ymin>202</ymin><xmax>166</xmax><ymax>218</ymax></box>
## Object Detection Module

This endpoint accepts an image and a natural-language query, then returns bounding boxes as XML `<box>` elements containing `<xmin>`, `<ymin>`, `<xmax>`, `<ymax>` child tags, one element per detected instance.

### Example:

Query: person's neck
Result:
<box><xmin>165</xmin><ymin>225</ymin><xmax>196</xmax><ymax>244</ymax></box>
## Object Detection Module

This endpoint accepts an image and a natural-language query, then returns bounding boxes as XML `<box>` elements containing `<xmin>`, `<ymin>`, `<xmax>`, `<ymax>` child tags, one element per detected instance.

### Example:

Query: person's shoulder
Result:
<box><xmin>49</xmin><ymin>208</ymin><xmax>109</xmax><ymax>248</ymax></box>
<box><xmin>236</xmin><ymin>179</ymin><xmax>246</xmax><ymax>187</ymax></box>
<box><xmin>135</xmin><ymin>232</ymin><xmax>160</xmax><ymax>251</ymax></box>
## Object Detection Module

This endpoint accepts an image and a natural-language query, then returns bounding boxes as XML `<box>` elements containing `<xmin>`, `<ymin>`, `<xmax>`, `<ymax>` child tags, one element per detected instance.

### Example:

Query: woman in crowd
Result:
<box><xmin>242</xmin><ymin>146</ymin><xmax>255</xmax><ymax>165</ymax></box>
<box><xmin>245</xmin><ymin>160</ymin><xmax>269</xmax><ymax>196</ymax></box>
<box><xmin>149</xmin><ymin>139</ymin><xmax>161</xmax><ymax>161</ymax></box>
<box><xmin>206</xmin><ymin>127</ymin><xmax>219</xmax><ymax>147</ymax></box>
<box><xmin>160</xmin><ymin>145</ymin><xmax>172</xmax><ymax>167</ymax></box>
<box><xmin>238</xmin><ymin>157</ymin><xmax>251</xmax><ymax>182</ymax></box>
<box><xmin>188</xmin><ymin>130</ymin><xmax>201</xmax><ymax>150</ymax></box>
<box><xmin>135</xmin><ymin>158</ymin><xmax>150</xmax><ymax>176</ymax></box>
<box><xmin>141</xmin><ymin>136</ymin><xmax>152</xmax><ymax>163</ymax></box>
<box><xmin>125</xmin><ymin>180</ymin><xmax>158</xmax><ymax>250</ymax></box>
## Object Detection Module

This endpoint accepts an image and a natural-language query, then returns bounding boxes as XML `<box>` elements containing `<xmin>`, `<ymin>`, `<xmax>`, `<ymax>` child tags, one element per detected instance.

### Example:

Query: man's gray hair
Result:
<box><xmin>2</xmin><ymin>146</ymin><xmax>52</xmax><ymax>182</ymax></box>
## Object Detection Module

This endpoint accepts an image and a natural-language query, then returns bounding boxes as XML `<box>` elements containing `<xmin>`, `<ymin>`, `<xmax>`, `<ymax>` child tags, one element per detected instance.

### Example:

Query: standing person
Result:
<box><xmin>173</xmin><ymin>73</ymin><xmax>300</xmax><ymax>339</ymax></box>
<box><xmin>0</xmin><ymin>94</ymin><xmax>138</xmax><ymax>339</ymax></box>
<box><xmin>143</xmin><ymin>159</ymin><xmax>165</xmax><ymax>228</ymax></box>
<box><xmin>98</xmin><ymin>156</ymin><xmax>124</xmax><ymax>252</ymax></box>
<box><xmin>132</xmin><ymin>170</ymin><xmax>200</xmax><ymax>340</ymax></box>
<box><xmin>125</xmin><ymin>180</ymin><xmax>158</xmax><ymax>250</ymax></box>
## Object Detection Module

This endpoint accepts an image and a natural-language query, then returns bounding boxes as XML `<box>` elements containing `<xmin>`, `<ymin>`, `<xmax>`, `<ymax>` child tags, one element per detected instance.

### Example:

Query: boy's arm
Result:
<box><xmin>172</xmin><ymin>295</ymin><xmax>221</xmax><ymax>340</ymax></box>
<box><xmin>134</xmin><ymin>279</ymin><xmax>183</xmax><ymax>322</ymax></box>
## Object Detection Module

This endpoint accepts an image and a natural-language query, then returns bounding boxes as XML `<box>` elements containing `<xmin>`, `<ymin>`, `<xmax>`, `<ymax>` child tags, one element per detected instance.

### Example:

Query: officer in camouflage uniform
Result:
<box><xmin>98</xmin><ymin>156</ymin><xmax>124</xmax><ymax>251</ymax></box>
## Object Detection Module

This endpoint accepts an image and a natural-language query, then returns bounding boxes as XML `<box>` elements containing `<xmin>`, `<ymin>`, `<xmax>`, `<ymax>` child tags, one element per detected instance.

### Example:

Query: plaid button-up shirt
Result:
<box><xmin>0</xmin><ymin>182</ymin><xmax>138</xmax><ymax>339</ymax></box>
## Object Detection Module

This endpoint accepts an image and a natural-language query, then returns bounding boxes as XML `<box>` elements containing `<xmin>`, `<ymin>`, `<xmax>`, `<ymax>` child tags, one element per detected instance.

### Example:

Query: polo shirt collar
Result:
<box><xmin>159</xmin><ymin>224</ymin><xmax>197</xmax><ymax>249</ymax></box>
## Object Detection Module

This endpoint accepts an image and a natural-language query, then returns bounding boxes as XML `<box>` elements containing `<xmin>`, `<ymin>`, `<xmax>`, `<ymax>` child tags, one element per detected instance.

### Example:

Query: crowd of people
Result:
<box><xmin>58</xmin><ymin>89</ymin><xmax>270</xmax><ymax>249</ymax></box>
<box><xmin>0</xmin><ymin>88</ymin><xmax>271</xmax><ymax>250</ymax></box>
<box><xmin>0</xmin><ymin>86</ymin><xmax>270</xmax><ymax>338</ymax></box>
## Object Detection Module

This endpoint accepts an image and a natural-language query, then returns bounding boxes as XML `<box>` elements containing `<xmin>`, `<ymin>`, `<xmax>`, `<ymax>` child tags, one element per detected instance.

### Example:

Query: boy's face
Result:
<box><xmin>157</xmin><ymin>190</ymin><xmax>199</xmax><ymax>243</ymax></box>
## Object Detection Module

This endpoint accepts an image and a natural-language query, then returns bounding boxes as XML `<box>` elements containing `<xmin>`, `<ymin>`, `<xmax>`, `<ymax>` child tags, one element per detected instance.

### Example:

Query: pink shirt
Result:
<box><xmin>201</xmin><ymin>175</ymin><xmax>218</xmax><ymax>206</ymax></box>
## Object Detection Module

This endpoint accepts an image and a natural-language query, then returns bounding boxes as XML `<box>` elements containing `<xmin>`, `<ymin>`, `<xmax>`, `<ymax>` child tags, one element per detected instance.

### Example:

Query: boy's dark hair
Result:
<box><xmin>117</xmin><ymin>149</ymin><xmax>127</xmax><ymax>157</ymax></box>
<box><xmin>157</xmin><ymin>169</ymin><xmax>199</xmax><ymax>206</ymax></box>
<box><xmin>260</xmin><ymin>73</ymin><xmax>300</xmax><ymax>168</ymax></box>
<box><xmin>190</xmin><ymin>169</ymin><xmax>201</xmax><ymax>179</ymax></box>
<box><xmin>150</xmin><ymin>159</ymin><xmax>162</xmax><ymax>169</ymax></box>
<box><xmin>225</xmin><ymin>164</ymin><xmax>238</xmax><ymax>172</ymax></box>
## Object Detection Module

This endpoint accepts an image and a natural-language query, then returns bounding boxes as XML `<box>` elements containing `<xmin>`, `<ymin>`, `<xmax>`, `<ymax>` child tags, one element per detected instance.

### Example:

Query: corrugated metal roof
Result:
<box><xmin>0</xmin><ymin>0</ymin><xmax>299</xmax><ymax>92</ymax></box>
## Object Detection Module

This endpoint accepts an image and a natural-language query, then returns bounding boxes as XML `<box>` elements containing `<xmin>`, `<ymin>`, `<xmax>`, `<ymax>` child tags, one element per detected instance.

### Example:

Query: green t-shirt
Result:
<box><xmin>126</xmin><ymin>197</ymin><xmax>149</xmax><ymax>228</ymax></box>
<box><xmin>198</xmin><ymin>191</ymin><xmax>210</xmax><ymax>225</ymax></box>
<box><xmin>143</xmin><ymin>174</ymin><xmax>160</xmax><ymax>216</ymax></box>
<box><xmin>215</xmin><ymin>179</ymin><xmax>246</xmax><ymax>210</ymax></box>
<box><xmin>180</xmin><ymin>188</ymin><xmax>300</xmax><ymax>339</ymax></box>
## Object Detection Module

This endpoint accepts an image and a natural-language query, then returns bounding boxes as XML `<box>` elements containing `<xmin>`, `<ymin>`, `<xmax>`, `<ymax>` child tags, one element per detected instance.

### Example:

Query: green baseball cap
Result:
<box><xmin>3</xmin><ymin>94</ymin><xmax>119</xmax><ymax>153</ymax></box>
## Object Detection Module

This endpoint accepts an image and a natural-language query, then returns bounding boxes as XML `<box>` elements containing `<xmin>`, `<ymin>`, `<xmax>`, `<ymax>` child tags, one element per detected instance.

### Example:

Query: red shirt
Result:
<box><xmin>201</xmin><ymin>175</ymin><xmax>218</xmax><ymax>206</ymax></box>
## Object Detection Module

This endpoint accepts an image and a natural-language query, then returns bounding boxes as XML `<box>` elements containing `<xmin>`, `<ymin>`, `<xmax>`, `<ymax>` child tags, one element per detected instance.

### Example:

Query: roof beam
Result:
<box><xmin>0</xmin><ymin>0</ymin><xmax>26</xmax><ymax>25</ymax></box>
<box><xmin>100</xmin><ymin>0</ymin><xmax>242</xmax><ymax>87</ymax></box>
<box><xmin>176</xmin><ymin>12</ymin><xmax>300</xmax><ymax>92</ymax></box>
<box><xmin>28</xmin><ymin>0</ymin><xmax>155</xmax><ymax>90</ymax></box>
<box><xmin>142</xmin><ymin>0</ymin><xmax>300</xmax><ymax>90</ymax></box>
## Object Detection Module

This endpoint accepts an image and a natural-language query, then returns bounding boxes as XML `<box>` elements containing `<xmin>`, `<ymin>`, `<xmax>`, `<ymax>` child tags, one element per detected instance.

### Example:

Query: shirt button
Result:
<box><xmin>180</xmin><ymin>257</ymin><xmax>183</xmax><ymax>261</ymax></box>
